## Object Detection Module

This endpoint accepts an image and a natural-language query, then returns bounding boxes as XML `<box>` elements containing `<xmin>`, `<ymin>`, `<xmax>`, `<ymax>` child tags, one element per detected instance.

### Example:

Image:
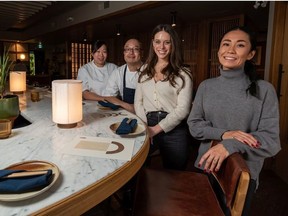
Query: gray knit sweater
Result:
<box><xmin>187</xmin><ymin>67</ymin><xmax>281</xmax><ymax>184</ymax></box>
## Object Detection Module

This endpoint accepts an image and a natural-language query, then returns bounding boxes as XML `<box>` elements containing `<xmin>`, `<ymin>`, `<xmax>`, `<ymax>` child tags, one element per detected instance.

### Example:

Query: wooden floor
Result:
<box><xmin>83</xmin><ymin>154</ymin><xmax>288</xmax><ymax>216</ymax></box>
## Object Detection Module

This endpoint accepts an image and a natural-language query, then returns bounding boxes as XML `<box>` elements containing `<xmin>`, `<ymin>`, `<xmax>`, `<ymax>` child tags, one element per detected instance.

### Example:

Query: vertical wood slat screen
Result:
<box><xmin>71</xmin><ymin>42</ymin><xmax>92</xmax><ymax>79</ymax></box>
<box><xmin>209</xmin><ymin>17</ymin><xmax>243</xmax><ymax>78</ymax></box>
<box><xmin>182</xmin><ymin>24</ymin><xmax>199</xmax><ymax>77</ymax></box>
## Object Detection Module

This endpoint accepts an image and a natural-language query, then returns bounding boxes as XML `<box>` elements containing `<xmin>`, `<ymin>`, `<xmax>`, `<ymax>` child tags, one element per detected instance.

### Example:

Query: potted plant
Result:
<box><xmin>0</xmin><ymin>46</ymin><xmax>20</xmax><ymax>122</ymax></box>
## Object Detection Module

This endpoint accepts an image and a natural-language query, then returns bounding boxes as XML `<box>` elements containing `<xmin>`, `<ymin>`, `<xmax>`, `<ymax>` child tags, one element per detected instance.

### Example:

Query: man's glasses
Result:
<box><xmin>124</xmin><ymin>47</ymin><xmax>141</xmax><ymax>53</ymax></box>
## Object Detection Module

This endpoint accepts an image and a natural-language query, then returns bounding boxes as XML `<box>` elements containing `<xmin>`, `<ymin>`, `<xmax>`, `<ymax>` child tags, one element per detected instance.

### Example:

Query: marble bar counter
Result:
<box><xmin>0</xmin><ymin>89</ymin><xmax>149</xmax><ymax>216</ymax></box>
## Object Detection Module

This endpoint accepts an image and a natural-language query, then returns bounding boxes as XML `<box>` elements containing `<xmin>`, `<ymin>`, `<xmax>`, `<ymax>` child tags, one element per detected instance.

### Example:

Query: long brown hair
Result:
<box><xmin>139</xmin><ymin>24</ymin><xmax>192</xmax><ymax>90</ymax></box>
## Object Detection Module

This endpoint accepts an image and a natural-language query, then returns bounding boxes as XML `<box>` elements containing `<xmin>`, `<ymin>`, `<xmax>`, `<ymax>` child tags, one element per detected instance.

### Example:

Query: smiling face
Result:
<box><xmin>123</xmin><ymin>39</ymin><xmax>142</xmax><ymax>66</ymax></box>
<box><xmin>92</xmin><ymin>44</ymin><xmax>107</xmax><ymax>67</ymax></box>
<box><xmin>152</xmin><ymin>30</ymin><xmax>172</xmax><ymax>61</ymax></box>
<box><xmin>218</xmin><ymin>29</ymin><xmax>255</xmax><ymax>70</ymax></box>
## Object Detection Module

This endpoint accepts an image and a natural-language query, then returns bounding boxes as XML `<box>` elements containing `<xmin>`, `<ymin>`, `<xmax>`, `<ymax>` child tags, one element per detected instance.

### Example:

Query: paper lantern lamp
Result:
<box><xmin>52</xmin><ymin>80</ymin><xmax>82</xmax><ymax>128</ymax></box>
<box><xmin>9</xmin><ymin>71</ymin><xmax>26</xmax><ymax>93</ymax></box>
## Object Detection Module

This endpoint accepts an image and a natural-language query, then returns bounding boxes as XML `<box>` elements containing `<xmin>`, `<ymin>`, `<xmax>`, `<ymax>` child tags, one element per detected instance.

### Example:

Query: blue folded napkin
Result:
<box><xmin>98</xmin><ymin>101</ymin><xmax>120</xmax><ymax>110</ymax></box>
<box><xmin>116</xmin><ymin>118</ymin><xmax>137</xmax><ymax>135</ymax></box>
<box><xmin>0</xmin><ymin>169</ymin><xmax>53</xmax><ymax>193</ymax></box>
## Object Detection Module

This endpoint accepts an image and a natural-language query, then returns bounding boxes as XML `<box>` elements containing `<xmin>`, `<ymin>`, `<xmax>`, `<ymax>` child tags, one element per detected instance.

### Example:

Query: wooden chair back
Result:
<box><xmin>212</xmin><ymin>152</ymin><xmax>250</xmax><ymax>216</ymax></box>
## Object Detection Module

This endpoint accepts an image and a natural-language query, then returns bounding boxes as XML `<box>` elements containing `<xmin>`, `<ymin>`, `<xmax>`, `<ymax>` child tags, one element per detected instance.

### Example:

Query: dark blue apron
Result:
<box><xmin>123</xmin><ymin>65</ymin><xmax>136</xmax><ymax>104</ymax></box>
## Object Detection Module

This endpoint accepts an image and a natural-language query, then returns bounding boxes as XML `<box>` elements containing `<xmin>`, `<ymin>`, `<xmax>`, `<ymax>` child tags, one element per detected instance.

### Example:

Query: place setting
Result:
<box><xmin>0</xmin><ymin>160</ymin><xmax>60</xmax><ymax>202</ymax></box>
<box><xmin>109</xmin><ymin>117</ymin><xmax>145</xmax><ymax>137</ymax></box>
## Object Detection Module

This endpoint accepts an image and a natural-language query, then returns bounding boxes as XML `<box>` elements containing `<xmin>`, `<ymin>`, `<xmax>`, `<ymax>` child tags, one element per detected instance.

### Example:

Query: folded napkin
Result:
<box><xmin>98</xmin><ymin>101</ymin><xmax>120</xmax><ymax>110</ymax></box>
<box><xmin>0</xmin><ymin>169</ymin><xmax>53</xmax><ymax>193</ymax></box>
<box><xmin>116</xmin><ymin>118</ymin><xmax>137</xmax><ymax>135</ymax></box>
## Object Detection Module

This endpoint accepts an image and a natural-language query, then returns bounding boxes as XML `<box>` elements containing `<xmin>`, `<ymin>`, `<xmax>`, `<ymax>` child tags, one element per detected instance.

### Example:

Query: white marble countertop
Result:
<box><xmin>0</xmin><ymin>89</ymin><xmax>147</xmax><ymax>216</ymax></box>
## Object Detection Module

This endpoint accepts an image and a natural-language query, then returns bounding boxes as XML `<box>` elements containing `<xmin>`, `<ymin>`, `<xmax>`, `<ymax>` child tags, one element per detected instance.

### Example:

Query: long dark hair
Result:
<box><xmin>221</xmin><ymin>26</ymin><xmax>259</xmax><ymax>97</ymax></box>
<box><xmin>139</xmin><ymin>24</ymin><xmax>192</xmax><ymax>90</ymax></box>
<box><xmin>92</xmin><ymin>40</ymin><xmax>107</xmax><ymax>54</ymax></box>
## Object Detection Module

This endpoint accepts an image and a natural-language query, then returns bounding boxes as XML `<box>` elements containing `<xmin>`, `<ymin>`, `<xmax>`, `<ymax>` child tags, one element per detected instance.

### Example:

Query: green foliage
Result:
<box><xmin>0</xmin><ymin>46</ymin><xmax>13</xmax><ymax>98</ymax></box>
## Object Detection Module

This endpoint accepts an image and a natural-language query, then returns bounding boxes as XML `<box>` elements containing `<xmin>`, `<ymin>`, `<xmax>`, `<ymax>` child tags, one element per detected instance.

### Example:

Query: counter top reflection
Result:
<box><xmin>0</xmin><ymin>89</ymin><xmax>149</xmax><ymax>216</ymax></box>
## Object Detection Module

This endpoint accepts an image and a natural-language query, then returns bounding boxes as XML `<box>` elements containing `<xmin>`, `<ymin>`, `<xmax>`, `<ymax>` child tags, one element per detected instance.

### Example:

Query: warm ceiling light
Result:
<box><xmin>66</xmin><ymin>16</ymin><xmax>74</xmax><ymax>22</ymax></box>
<box><xmin>171</xmin><ymin>11</ymin><xmax>177</xmax><ymax>27</ymax></box>
<box><xmin>20</xmin><ymin>54</ymin><xmax>26</xmax><ymax>60</ymax></box>
<box><xmin>83</xmin><ymin>32</ymin><xmax>87</xmax><ymax>42</ymax></box>
<box><xmin>116</xmin><ymin>24</ymin><xmax>121</xmax><ymax>36</ymax></box>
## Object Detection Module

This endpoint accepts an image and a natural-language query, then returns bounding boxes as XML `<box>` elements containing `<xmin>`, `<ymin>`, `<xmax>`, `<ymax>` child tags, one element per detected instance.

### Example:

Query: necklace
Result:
<box><xmin>154</xmin><ymin>63</ymin><xmax>167</xmax><ymax>82</ymax></box>
<box><xmin>154</xmin><ymin>72</ymin><xmax>164</xmax><ymax>82</ymax></box>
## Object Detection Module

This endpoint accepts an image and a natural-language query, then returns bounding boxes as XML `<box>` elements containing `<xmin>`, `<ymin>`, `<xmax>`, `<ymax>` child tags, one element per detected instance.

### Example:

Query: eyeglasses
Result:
<box><xmin>124</xmin><ymin>47</ymin><xmax>141</xmax><ymax>53</ymax></box>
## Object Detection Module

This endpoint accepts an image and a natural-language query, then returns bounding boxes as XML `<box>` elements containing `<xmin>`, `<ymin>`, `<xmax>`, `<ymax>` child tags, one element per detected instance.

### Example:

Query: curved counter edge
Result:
<box><xmin>30</xmin><ymin>134</ymin><xmax>150</xmax><ymax>216</ymax></box>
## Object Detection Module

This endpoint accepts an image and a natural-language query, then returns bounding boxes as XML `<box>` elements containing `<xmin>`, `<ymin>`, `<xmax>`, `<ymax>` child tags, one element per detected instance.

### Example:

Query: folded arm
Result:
<box><xmin>104</xmin><ymin>96</ymin><xmax>135</xmax><ymax>113</ymax></box>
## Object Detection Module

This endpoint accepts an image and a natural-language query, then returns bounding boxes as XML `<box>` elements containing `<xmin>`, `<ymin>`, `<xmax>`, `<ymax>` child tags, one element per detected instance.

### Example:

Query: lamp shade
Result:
<box><xmin>9</xmin><ymin>71</ymin><xmax>26</xmax><ymax>92</ymax></box>
<box><xmin>52</xmin><ymin>80</ymin><xmax>82</xmax><ymax>128</ymax></box>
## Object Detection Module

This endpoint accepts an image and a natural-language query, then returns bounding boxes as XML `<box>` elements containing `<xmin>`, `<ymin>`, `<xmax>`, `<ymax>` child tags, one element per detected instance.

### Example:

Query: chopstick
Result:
<box><xmin>3</xmin><ymin>170</ymin><xmax>49</xmax><ymax>179</ymax></box>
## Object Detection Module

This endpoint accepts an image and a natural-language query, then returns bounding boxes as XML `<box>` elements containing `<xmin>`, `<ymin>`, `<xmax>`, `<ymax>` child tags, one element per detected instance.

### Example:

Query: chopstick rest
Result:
<box><xmin>0</xmin><ymin>169</ymin><xmax>53</xmax><ymax>193</ymax></box>
<box><xmin>98</xmin><ymin>101</ymin><xmax>120</xmax><ymax>110</ymax></box>
<box><xmin>116</xmin><ymin>118</ymin><xmax>137</xmax><ymax>135</ymax></box>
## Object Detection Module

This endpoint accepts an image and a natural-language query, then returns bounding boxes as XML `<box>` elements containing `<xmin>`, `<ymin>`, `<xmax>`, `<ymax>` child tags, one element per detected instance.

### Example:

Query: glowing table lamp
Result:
<box><xmin>9</xmin><ymin>71</ymin><xmax>26</xmax><ymax>93</ymax></box>
<box><xmin>52</xmin><ymin>80</ymin><xmax>82</xmax><ymax>128</ymax></box>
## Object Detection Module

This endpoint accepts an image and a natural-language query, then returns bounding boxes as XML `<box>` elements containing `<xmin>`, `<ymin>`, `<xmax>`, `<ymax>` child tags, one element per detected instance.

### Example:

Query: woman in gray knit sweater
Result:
<box><xmin>187</xmin><ymin>26</ymin><xmax>281</xmax><ymax>214</ymax></box>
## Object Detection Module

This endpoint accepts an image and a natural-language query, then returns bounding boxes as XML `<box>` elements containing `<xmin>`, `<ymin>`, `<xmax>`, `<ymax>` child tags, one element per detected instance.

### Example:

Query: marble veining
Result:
<box><xmin>0</xmin><ymin>90</ymin><xmax>146</xmax><ymax>215</ymax></box>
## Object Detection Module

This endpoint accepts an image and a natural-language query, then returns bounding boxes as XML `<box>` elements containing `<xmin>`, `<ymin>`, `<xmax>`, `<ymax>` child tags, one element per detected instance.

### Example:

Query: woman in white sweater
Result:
<box><xmin>134</xmin><ymin>24</ymin><xmax>193</xmax><ymax>170</ymax></box>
